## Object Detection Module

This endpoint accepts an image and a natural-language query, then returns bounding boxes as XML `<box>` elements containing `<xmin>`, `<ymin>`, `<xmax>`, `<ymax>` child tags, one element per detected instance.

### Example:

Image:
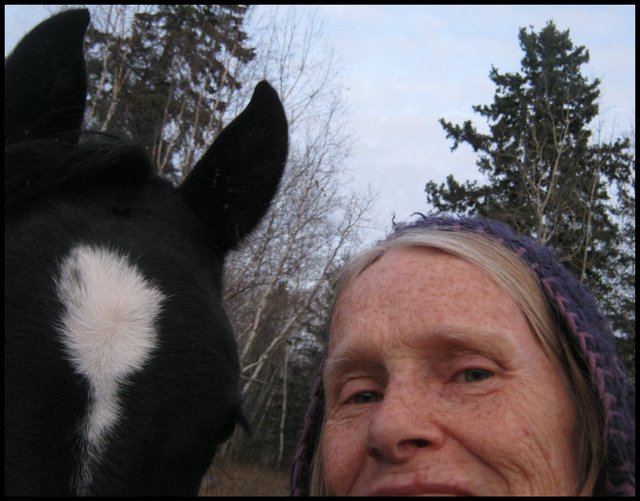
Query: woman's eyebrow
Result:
<box><xmin>422</xmin><ymin>327</ymin><xmax>516</xmax><ymax>354</ymax></box>
<box><xmin>325</xmin><ymin>327</ymin><xmax>518</xmax><ymax>377</ymax></box>
<box><xmin>324</xmin><ymin>348</ymin><xmax>383</xmax><ymax>381</ymax></box>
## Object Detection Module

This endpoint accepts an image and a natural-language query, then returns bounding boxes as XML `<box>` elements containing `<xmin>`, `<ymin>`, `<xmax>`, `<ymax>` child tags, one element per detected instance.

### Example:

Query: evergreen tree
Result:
<box><xmin>84</xmin><ymin>5</ymin><xmax>255</xmax><ymax>182</ymax></box>
<box><xmin>426</xmin><ymin>21</ymin><xmax>634</xmax><ymax>375</ymax></box>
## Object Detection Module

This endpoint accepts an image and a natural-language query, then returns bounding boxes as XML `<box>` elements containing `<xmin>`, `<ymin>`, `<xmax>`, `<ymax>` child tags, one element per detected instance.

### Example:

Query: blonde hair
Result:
<box><xmin>310</xmin><ymin>227</ymin><xmax>603</xmax><ymax>495</ymax></box>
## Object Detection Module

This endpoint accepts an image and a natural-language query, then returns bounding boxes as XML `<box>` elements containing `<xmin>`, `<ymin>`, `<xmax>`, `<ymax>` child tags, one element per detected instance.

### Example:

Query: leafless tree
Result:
<box><xmin>216</xmin><ymin>6</ymin><xmax>373</xmax><ymax>467</ymax></box>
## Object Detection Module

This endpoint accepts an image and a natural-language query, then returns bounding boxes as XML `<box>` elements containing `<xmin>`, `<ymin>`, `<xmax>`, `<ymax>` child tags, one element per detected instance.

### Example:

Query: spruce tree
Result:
<box><xmin>84</xmin><ymin>5</ymin><xmax>255</xmax><ymax>182</ymax></box>
<box><xmin>426</xmin><ymin>21</ymin><xmax>634</xmax><ymax>375</ymax></box>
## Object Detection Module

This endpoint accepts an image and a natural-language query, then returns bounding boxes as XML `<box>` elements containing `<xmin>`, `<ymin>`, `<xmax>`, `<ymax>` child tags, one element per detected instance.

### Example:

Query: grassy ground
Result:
<box><xmin>199</xmin><ymin>460</ymin><xmax>289</xmax><ymax>496</ymax></box>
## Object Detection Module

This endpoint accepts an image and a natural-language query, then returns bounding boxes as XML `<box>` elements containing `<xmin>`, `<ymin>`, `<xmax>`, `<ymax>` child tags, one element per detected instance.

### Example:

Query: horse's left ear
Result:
<box><xmin>180</xmin><ymin>81</ymin><xmax>288</xmax><ymax>254</ymax></box>
<box><xmin>5</xmin><ymin>9</ymin><xmax>90</xmax><ymax>145</ymax></box>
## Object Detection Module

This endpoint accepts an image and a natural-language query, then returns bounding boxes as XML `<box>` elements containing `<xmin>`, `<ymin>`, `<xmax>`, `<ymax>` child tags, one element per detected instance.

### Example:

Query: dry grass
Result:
<box><xmin>199</xmin><ymin>460</ymin><xmax>289</xmax><ymax>496</ymax></box>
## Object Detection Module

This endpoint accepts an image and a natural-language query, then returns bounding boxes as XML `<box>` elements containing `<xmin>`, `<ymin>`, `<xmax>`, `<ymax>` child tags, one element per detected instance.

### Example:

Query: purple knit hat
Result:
<box><xmin>289</xmin><ymin>215</ymin><xmax>635</xmax><ymax>496</ymax></box>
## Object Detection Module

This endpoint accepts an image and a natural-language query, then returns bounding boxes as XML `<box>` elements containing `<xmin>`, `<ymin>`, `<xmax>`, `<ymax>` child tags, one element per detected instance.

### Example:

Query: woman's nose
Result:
<box><xmin>366</xmin><ymin>388</ymin><xmax>445</xmax><ymax>463</ymax></box>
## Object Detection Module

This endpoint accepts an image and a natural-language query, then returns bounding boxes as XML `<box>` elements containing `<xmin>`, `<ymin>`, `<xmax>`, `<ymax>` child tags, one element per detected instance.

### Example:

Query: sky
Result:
<box><xmin>5</xmin><ymin>5</ymin><xmax>636</xmax><ymax>242</ymax></box>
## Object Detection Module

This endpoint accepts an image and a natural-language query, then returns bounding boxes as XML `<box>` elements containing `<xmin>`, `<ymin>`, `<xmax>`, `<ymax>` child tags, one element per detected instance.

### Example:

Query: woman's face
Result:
<box><xmin>322</xmin><ymin>246</ymin><xmax>579</xmax><ymax>495</ymax></box>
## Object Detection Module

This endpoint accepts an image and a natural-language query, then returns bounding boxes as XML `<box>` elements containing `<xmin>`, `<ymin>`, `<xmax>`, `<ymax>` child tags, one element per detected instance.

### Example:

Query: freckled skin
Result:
<box><xmin>322</xmin><ymin>247</ymin><xmax>579</xmax><ymax>496</ymax></box>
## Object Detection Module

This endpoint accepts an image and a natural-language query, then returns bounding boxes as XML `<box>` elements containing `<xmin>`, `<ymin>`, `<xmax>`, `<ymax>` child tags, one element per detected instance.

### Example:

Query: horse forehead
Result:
<box><xmin>55</xmin><ymin>244</ymin><xmax>165</xmax><ymax>381</ymax></box>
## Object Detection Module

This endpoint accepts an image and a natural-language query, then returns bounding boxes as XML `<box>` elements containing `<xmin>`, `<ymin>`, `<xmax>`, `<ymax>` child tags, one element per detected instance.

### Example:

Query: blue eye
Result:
<box><xmin>461</xmin><ymin>369</ymin><xmax>493</xmax><ymax>383</ymax></box>
<box><xmin>352</xmin><ymin>391</ymin><xmax>382</xmax><ymax>404</ymax></box>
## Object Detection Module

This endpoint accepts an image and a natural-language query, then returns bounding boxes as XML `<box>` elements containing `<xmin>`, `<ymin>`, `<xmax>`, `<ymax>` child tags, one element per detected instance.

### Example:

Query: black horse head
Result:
<box><xmin>5</xmin><ymin>9</ymin><xmax>287</xmax><ymax>495</ymax></box>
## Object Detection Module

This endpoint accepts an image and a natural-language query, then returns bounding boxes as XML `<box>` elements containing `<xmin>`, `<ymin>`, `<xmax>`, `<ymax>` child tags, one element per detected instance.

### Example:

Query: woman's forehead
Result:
<box><xmin>328</xmin><ymin>246</ymin><xmax>530</xmax><ymax>353</ymax></box>
<box><xmin>333</xmin><ymin>246</ymin><xmax>500</xmax><ymax>311</ymax></box>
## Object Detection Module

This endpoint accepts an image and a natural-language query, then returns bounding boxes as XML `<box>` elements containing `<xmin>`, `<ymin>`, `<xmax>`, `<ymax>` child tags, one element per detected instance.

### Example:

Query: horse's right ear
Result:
<box><xmin>5</xmin><ymin>9</ymin><xmax>90</xmax><ymax>145</ymax></box>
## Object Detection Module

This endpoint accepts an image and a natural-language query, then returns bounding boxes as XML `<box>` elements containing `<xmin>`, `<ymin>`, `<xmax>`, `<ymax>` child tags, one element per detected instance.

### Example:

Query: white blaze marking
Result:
<box><xmin>55</xmin><ymin>244</ymin><xmax>165</xmax><ymax>493</ymax></box>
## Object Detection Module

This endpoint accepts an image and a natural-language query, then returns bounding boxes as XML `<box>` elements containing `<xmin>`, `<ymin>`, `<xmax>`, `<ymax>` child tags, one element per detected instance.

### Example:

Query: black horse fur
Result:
<box><xmin>5</xmin><ymin>9</ymin><xmax>287</xmax><ymax>496</ymax></box>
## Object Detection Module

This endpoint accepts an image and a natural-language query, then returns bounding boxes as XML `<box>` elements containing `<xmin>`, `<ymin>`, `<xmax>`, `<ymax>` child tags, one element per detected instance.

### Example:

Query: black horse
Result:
<box><xmin>5</xmin><ymin>9</ymin><xmax>287</xmax><ymax>495</ymax></box>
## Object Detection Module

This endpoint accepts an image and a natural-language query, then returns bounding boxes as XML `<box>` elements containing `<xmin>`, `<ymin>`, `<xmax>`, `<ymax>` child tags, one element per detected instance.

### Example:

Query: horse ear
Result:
<box><xmin>5</xmin><ymin>9</ymin><xmax>90</xmax><ymax>145</ymax></box>
<box><xmin>180</xmin><ymin>81</ymin><xmax>288</xmax><ymax>254</ymax></box>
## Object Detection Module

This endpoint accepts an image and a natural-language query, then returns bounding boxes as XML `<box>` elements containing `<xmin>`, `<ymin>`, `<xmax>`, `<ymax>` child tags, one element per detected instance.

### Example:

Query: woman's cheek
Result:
<box><xmin>322</xmin><ymin>416</ymin><xmax>369</xmax><ymax>495</ymax></box>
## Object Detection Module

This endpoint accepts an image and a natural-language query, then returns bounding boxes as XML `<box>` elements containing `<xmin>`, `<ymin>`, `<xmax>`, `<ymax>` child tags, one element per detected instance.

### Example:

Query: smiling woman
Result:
<box><xmin>289</xmin><ymin>215</ymin><xmax>635</xmax><ymax>496</ymax></box>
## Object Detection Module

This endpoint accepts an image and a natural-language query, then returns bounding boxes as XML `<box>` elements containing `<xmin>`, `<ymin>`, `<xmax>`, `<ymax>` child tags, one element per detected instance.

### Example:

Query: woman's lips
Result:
<box><xmin>366</xmin><ymin>481</ymin><xmax>474</xmax><ymax>496</ymax></box>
